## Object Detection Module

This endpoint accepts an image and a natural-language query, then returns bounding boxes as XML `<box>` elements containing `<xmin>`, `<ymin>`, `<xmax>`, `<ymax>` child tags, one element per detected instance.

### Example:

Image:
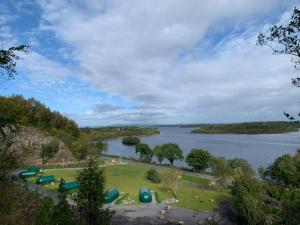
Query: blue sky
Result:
<box><xmin>0</xmin><ymin>0</ymin><xmax>299</xmax><ymax>126</ymax></box>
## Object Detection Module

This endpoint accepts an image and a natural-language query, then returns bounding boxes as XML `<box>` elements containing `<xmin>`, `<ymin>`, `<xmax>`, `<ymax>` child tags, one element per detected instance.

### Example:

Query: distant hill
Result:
<box><xmin>191</xmin><ymin>121</ymin><xmax>300</xmax><ymax>134</ymax></box>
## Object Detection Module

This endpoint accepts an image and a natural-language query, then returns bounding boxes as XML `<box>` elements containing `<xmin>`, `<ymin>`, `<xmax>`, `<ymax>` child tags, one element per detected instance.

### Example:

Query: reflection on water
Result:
<box><xmin>106</xmin><ymin>127</ymin><xmax>300</xmax><ymax>170</ymax></box>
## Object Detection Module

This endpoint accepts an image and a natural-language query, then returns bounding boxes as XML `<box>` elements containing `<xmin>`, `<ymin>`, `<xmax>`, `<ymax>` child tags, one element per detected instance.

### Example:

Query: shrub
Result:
<box><xmin>146</xmin><ymin>169</ymin><xmax>161</xmax><ymax>183</ymax></box>
<box><xmin>154</xmin><ymin>191</ymin><xmax>161</xmax><ymax>203</ymax></box>
<box><xmin>122</xmin><ymin>136</ymin><xmax>140</xmax><ymax>145</ymax></box>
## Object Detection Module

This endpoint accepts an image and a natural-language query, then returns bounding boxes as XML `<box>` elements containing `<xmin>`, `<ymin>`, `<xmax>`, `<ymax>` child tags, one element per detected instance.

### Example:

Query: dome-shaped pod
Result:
<box><xmin>59</xmin><ymin>181</ymin><xmax>80</xmax><ymax>192</ymax></box>
<box><xmin>36</xmin><ymin>175</ymin><xmax>55</xmax><ymax>185</ymax></box>
<box><xmin>105</xmin><ymin>187</ymin><xmax>120</xmax><ymax>203</ymax></box>
<box><xmin>26</xmin><ymin>166</ymin><xmax>40</xmax><ymax>174</ymax></box>
<box><xmin>19</xmin><ymin>170</ymin><xmax>37</xmax><ymax>179</ymax></box>
<box><xmin>139</xmin><ymin>187</ymin><xmax>152</xmax><ymax>203</ymax></box>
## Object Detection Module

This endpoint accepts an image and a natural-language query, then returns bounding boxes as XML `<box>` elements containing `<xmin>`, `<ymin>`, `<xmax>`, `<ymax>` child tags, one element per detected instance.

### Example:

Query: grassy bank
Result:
<box><xmin>30</xmin><ymin>164</ymin><xmax>228</xmax><ymax>211</ymax></box>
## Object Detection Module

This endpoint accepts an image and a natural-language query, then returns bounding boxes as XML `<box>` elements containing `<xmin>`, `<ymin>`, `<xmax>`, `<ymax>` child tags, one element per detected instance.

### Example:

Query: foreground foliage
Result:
<box><xmin>231</xmin><ymin>150</ymin><xmax>300</xmax><ymax>225</ymax></box>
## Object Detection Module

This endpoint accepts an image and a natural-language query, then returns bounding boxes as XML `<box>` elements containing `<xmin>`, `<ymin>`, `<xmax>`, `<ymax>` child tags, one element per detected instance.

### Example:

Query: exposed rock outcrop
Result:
<box><xmin>9</xmin><ymin>126</ymin><xmax>75</xmax><ymax>165</ymax></box>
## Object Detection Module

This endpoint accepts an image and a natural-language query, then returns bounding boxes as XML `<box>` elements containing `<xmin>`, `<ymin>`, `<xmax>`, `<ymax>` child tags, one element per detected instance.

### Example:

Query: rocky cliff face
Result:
<box><xmin>9</xmin><ymin>126</ymin><xmax>75</xmax><ymax>165</ymax></box>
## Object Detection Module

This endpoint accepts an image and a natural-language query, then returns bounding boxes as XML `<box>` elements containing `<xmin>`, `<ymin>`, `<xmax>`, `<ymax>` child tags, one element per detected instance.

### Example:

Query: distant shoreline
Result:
<box><xmin>191</xmin><ymin>122</ymin><xmax>300</xmax><ymax>134</ymax></box>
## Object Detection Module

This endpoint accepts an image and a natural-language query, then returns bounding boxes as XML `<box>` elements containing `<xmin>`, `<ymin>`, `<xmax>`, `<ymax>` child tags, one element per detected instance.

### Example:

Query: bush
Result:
<box><xmin>154</xmin><ymin>191</ymin><xmax>161</xmax><ymax>203</ymax></box>
<box><xmin>146</xmin><ymin>169</ymin><xmax>161</xmax><ymax>183</ymax></box>
<box><xmin>122</xmin><ymin>136</ymin><xmax>140</xmax><ymax>145</ymax></box>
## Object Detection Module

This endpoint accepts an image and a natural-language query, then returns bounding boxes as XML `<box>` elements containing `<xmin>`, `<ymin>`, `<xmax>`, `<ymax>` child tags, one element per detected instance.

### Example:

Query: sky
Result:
<box><xmin>0</xmin><ymin>0</ymin><xmax>300</xmax><ymax>127</ymax></box>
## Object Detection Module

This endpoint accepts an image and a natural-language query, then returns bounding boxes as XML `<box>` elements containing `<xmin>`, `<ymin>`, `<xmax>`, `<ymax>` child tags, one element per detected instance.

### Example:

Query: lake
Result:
<box><xmin>105</xmin><ymin>127</ymin><xmax>300</xmax><ymax>170</ymax></box>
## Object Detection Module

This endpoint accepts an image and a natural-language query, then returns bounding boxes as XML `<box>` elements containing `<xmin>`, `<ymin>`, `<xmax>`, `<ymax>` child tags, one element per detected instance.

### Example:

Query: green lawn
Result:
<box><xmin>29</xmin><ymin>164</ymin><xmax>229</xmax><ymax>211</ymax></box>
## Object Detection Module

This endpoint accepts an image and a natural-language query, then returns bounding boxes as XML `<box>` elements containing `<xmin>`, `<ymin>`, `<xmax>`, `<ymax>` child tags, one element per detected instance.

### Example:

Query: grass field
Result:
<box><xmin>29</xmin><ymin>164</ymin><xmax>229</xmax><ymax>211</ymax></box>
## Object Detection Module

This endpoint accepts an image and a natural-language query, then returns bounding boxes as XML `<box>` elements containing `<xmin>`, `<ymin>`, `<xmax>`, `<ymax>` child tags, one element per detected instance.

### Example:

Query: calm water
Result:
<box><xmin>105</xmin><ymin>127</ymin><xmax>300</xmax><ymax>170</ymax></box>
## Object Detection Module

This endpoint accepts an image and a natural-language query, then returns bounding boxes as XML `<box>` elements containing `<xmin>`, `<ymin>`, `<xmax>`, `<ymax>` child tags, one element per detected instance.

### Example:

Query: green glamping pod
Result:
<box><xmin>19</xmin><ymin>170</ymin><xmax>37</xmax><ymax>179</ymax></box>
<box><xmin>139</xmin><ymin>187</ymin><xmax>152</xmax><ymax>203</ymax></box>
<box><xmin>19</xmin><ymin>166</ymin><xmax>40</xmax><ymax>179</ymax></box>
<box><xmin>26</xmin><ymin>166</ymin><xmax>40</xmax><ymax>174</ymax></box>
<box><xmin>60</xmin><ymin>181</ymin><xmax>80</xmax><ymax>192</ymax></box>
<box><xmin>105</xmin><ymin>188</ymin><xmax>120</xmax><ymax>203</ymax></box>
<box><xmin>36</xmin><ymin>175</ymin><xmax>55</xmax><ymax>185</ymax></box>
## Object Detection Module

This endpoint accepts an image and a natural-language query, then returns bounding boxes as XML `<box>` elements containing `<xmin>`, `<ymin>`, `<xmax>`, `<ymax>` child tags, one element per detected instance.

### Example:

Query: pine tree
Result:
<box><xmin>75</xmin><ymin>157</ymin><xmax>114</xmax><ymax>225</ymax></box>
<box><xmin>52</xmin><ymin>192</ymin><xmax>74</xmax><ymax>225</ymax></box>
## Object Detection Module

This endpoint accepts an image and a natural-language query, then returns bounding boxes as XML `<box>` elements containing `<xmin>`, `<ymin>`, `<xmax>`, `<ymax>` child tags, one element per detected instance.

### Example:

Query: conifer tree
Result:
<box><xmin>52</xmin><ymin>192</ymin><xmax>74</xmax><ymax>225</ymax></box>
<box><xmin>75</xmin><ymin>157</ymin><xmax>114</xmax><ymax>225</ymax></box>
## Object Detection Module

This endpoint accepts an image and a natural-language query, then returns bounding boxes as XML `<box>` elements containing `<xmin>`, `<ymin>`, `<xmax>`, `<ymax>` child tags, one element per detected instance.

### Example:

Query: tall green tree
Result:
<box><xmin>262</xmin><ymin>154</ymin><xmax>299</xmax><ymax>186</ymax></box>
<box><xmin>153</xmin><ymin>145</ymin><xmax>164</xmax><ymax>164</ymax></box>
<box><xmin>228</xmin><ymin>158</ymin><xmax>255</xmax><ymax>177</ymax></box>
<box><xmin>186</xmin><ymin>149</ymin><xmax>212</xmax><ymax>172</ymax></box>
<box><xmin>75</xmin><ymin>157</ymin><xmax>114</xmax><ymax>225</ymax></box>
<box><xmin>160</xmin><ymin>143</ymin><xmax>183</xmax><ymax>165</ymax></box>
<box><xmin>231</xmin><ymin>175</ymin><xmax>270</xmax><ymax>225</ymax></box>
<box><xmin>210</xmin><ymin>157</ymin><xmax>232</xmax><ymax>179</ymax></box>
<box><xmin>35</xmin><ymin>198</ymin><xmax>54</xmax><ymax>225</ymax></box>
<box><xmin>52</xmin><ymin>192</ymin><xmax>75</xmax><ymax>225</ymax></box>
<box><xmin>135</xmin><ymin>143</ymin><xmax>153</xmax><ymax>162</ymax></box>
<box><xmin>232</xmin><ymin>150</ymin><xmax>300</xmax><ymax>225</ymax></box>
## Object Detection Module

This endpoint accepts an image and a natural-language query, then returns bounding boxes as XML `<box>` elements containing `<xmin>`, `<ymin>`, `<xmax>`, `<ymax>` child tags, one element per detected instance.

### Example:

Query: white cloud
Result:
<box><xmin>17</xmin><ymin>51</ymin><xmax>72</xmax><ymax>85</ymax></box>
<box><xmin>28</xmin><ymin>1</ymin><xmax>300</xmax><ymax>125</ymax></box>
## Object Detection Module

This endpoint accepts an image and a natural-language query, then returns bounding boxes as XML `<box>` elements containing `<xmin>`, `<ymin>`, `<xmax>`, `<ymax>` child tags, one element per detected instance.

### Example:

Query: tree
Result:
<box><xmin>160</xmin><ymin>143</ymin><xmax>183</xmax><ymax>165</ymax></box>
<box><xmin>122</xmin><ymin>136</ymin><xmax>140</xmax><ymax>145</ymax></box>
<box><xmin>71</xmin><ymin>134</ymin><xmax>92</xmax><ymax>160</ymax></box>
<box><xmin>186</xmin><ymin>149</ymin><xmax>212</xmax><ymax>172</ymax></box>
<box><xmin>258</xmin><ymin>7</ymin><xmax>300</xmax><ymax>122</ymax></box>
<box><xmin>262</xmin><ymin>154</ymin><xmax>299</xmax><ymax>187</ymax></box>
<box><xmin>0</xmin><ymin>44</ymin><xmax>29</xmax><ymax>79</ymax></box>
<box><xmin>211</xmin><ymin>157</ymin><xmax>232</xmax><ymax>179</ymax></box>
<box><xmin>0</xmin><ymin>45</ymin><xmax>29</xmax><ymax>177</ymax></box>
<box><xmin>232</xmin><ymin>151</ymin><xmax>300</xmax><ymax>225</ymax></box>
<box><xmin>228</xmin><ymin>158</ymin><xmax>255</xmax><ymax>177</ymax></box>
<box><xmin>40</xmin><ymin>139</ymin><xmax>59</xmax><ymax>170</ymax></box>
<box><xmin>75</xmin><ymin>157</ymin><xmax>114</xmax><ymax>225</ymax></box>
<box><xmin>92</xmin><ymin>140</ymin><xmax>108</xmax><ymax>156</ymax></box>
<box><xmin>52</xmin><ymin>192</ymin><xmax>75</xmax><ymax>225</ymax></box>
<box><xmin>35</xmin><ymin>197</ymin><xmax>54</xmax><ymax>225</ymax></box>
<box><xmin>231</xmin><ymin>175</ymin><xmax>270</xmax><ymax>225</ymax></box>
<box><xmin>135</xmin><ymin>143</ymin><xmax>153</xmax><ymax>162</ymax></box>
<box><xmin>153</xmin><ymin>145</ymin><xmax>164</xmax><ymax>164</ymax></box>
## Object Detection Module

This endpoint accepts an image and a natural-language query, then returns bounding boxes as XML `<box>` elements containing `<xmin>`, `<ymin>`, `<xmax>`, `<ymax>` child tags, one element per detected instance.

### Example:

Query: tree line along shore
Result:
<box><xmin>191</xmin><ymin>121</ymin><xmax>300</xmax><ymax>134</ymax></box>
